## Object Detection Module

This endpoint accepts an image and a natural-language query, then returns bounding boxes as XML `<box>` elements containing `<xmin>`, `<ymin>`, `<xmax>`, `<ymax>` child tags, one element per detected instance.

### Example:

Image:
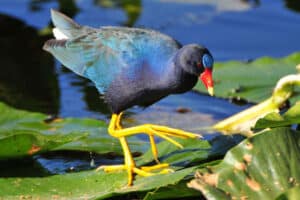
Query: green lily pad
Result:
<box><xmin>0</xmin><ymin>102</ymin><xmax>222</xmax><ymax>199</ymax></box>
<box><xmin>188</xmin><ymin>127</ymin><xmax>300</xmax><ymax>200</ymax></box>
<box><xmin>0</xmin><ymin>129</ymin><xmax>84</xmax><ymax>159</ymax></box>
<box><xmin>0</xmin><ymin>168</ymin><xmax>196</xmax><ymax>200</ymax></box>
<box><xmin>136</xmin><ymin>138</ymin><xmax>211</xmax><ymax>167</ymax></box>
<box><xmin>276</xmin><ymin>186</ymin><xmax>300</xmax><ymax>200</ymax></box>
<box><xmin>141</xmin><ymin>181</ymin><xmax>201</xmax><ymax>200</ymax></box>
<box><xmin>0</xmin><ymin>102</ymin><xmax>147</xmax><ymax>159</ymax></box>
<box><xmin>195</xmin><ymin>52</ymin><xmax>300</xmax><ymax>103</ymax></box>
<box><xmin>255</xmin><ymin>102</ymin><xmax>300</xmax><ymax>129</ymax></box>
<box><xmin>136</xmin><ymin>134</ymin><xmax>241</xmax><ymax>169</ymax></box>
<box><xmin>0</xmin><ymin>137</ymin><xmax>214</xmax><ymax>199</ymax></box>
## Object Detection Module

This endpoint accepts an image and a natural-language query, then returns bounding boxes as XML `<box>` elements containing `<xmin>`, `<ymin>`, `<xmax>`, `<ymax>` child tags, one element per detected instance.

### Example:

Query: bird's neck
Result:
<box><xmin>162</xmin><ymin>59</ymin><xmax>198</xmax><ymax>94</ymax></box>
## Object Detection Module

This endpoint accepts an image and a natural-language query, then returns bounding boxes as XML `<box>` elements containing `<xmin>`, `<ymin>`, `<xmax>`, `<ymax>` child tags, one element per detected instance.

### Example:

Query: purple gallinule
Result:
<box><xmin>43</xmin><ymin>10</ymin><xmax>214</xmax><ymax>186</ymax></box>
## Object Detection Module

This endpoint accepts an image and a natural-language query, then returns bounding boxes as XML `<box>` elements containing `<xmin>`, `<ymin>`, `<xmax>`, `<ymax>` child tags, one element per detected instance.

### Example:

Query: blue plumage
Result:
<box><xmin>44</xmin><ymin>10</ymin><xmax>179</xmax><ymax>94</ymax></box>
<box><xmin>44</xmin><ymin>10</ymin><xmax>213</xmax><ymax>113</ymax></box>
<box><xmin>43</xmin><ymin>11</ymin><xmax>215</xmax><ymax>185</ymax></box>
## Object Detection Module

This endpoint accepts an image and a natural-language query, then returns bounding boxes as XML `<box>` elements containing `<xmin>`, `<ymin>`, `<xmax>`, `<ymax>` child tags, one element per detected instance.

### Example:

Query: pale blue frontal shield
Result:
<box><xmin>202</xmin><ymin>54</ymin><xmax>213</xmax><ymax>68</ymax></box>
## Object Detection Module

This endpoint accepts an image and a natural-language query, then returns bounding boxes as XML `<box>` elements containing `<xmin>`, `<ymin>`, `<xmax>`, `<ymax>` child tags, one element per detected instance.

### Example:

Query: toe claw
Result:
<box><xmin>159</xmin><ymin>168</ymin><xmax>174</xmax><ymax>174</ymax></box>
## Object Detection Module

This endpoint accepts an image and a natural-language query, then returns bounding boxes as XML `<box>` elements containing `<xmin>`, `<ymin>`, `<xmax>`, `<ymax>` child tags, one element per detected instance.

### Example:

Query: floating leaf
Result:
<box><xmin>0</xmin><ymin>102</ymin><xmax>147</xmax><ymax>159</ymax></box>
<box><xmin>136</xmin><ymin>138</ymin><xmax>211</xmax><ymax>167</ymax></box>
<box><xmin>0</xmin><ymin>137</ymin><xmax>214</xmax><ymax>199</ymax></box>
<box><xmin>276</xmin><ymin>186</ymin><xmax>300</xmax><ymax>200</ymax></box>
<box><xmin>0</xmin><ymin>129</ymin><xmax>84</xmax><ymax>159</ymax></box>
<box><xmin>188</xmin><ymin>127</ymin><xmax>300</xmax><ymax>200</ymax></box>
<box><xmin>0</xmin><ymin>102</ymin><xmax>220</xmax><ymax>199</ymax></box>
<box><xmin>0</xmin><ymin>168</ymin><xmax>198</xmax><ymax>200</ymax></box>
<box><xmin>195</xmin><ymin>52</ymin><xmax>300</xmax><ymax>103</ymax></box>
<box><xmin>136</xmin><ymin>135</ymin><xmax>240</xmax><ymax>169</ymax></box>
<box><xmin>141</xmin><ymin>181</ymin><xmax>201</xmax><ymax>200</ymax></box>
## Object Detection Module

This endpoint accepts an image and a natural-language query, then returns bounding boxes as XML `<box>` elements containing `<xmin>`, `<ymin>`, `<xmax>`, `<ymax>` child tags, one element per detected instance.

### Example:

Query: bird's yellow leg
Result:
<box><xmin>116</xmin><ymin>113</ymin><xmax>179</xmax><ymax>150</ymax></box>
<box><xmin>119</xmin><ymin>136</ymin><xmax>136</xmax><ymax>185</ymax></box>
<box><xmin>108</xmin><ymin>114</ymin><xmax>201</xmax><ymax>148</ymax></box>
<box><xmin>111</xmin><ymin>124</ymin><xmax>200</xmax><ymax>139</ymax></box>
<box><xmin>149</xmin><ymin>134</ymin><xmax>159</xmax><ymax>163</ymax></box>
<box><xmin>150</xmin><ymin>125</ymin><xmax>202</xmax><ymax>139</ymax></box>
<box><xmin>115</xmin><ymin>112</ymin><xmax>123</xmax><ymax>130</ymax></box>
<box><xmin>97</xmin><ymin>113</ymin><xmax>173</xmax><ymax>186</ymax></box>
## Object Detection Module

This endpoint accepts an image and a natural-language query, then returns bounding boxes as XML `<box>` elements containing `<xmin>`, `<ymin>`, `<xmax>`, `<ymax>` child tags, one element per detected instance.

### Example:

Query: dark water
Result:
<box><xmin>0</xmin><ymin>0</ymin><xmax>300</xmax><ymax>120</ymax></box>
<box><xmin>0</xmin><ymin>0</ymin><xmax>300</xmax><ymax>175</ymax></box>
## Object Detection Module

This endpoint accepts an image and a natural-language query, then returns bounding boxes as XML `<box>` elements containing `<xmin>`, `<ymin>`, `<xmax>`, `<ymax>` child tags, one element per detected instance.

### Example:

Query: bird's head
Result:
<box><xmin>175</xmin><ymin>44</ymin><xmax>214</xmax><ymax>96</ymax></box>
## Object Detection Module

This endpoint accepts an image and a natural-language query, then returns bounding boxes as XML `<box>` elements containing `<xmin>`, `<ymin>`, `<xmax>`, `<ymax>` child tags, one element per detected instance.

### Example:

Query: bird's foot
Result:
<box><xmin>105</xmin><ymin>113</ymin><xmax>202</xmax><ymax>186</ymax></box>
<box><xmin>96</xmin><ymin>163</ymin><xmax>173</xmax><ymax>186</ymax></box>
<box><xmin>111</xmin><ymin>123</ymin><xmax>201</xmax><ymax>163</ymax></box>
<box><xmin>110</xmin><ymin>123</ymin><xmax>201</xmax><ymax>149</ymax></box>
<box><xmin>140</xmin><ymin>124</ymin><xmax>201</xmax><ymax>148</ymax></box>
<box><xmin>109</xmin><ymin>113</ymin><xmax>202</xmax><ymax>149</ymax></box>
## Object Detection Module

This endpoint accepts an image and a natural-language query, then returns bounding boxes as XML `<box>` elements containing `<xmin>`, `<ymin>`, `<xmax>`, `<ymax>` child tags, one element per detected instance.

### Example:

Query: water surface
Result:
<box><xmin>0</xmin><ymin>0</ymin><xmax>299</xmax><ymax>174</ymax></box>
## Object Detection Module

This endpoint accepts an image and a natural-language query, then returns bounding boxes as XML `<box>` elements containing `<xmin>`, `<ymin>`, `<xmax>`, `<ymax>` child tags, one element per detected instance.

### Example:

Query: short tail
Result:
<box><xmin>50</xmin><ymin>9</ymin><xmax>92</xmax><ymax>39</ymax></box>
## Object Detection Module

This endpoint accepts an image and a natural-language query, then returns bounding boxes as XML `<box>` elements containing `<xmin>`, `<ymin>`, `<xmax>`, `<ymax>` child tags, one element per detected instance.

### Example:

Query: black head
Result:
<box><xmin>174</xmin><ymin>44</ymin><xmax>214</xmax><ymax>95</ymax></box>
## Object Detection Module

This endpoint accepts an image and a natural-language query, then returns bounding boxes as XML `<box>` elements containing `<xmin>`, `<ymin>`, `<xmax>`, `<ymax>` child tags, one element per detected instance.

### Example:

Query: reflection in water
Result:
<box><xmin>94</xmin><ymin>0</ymin><xmax>141</xmax><ymax>27</ymax></box>
<box><xmin>32</xmin><ymin>0</ymin><xmax>142</xmax><ymax>115</ymax></box>
<box><xmin>30</xmin><ymin>0</ymin><xmax>141</xmax><ymax>27</ymax></box>
<box><xmin>155</xmin><ymin>0</ymin><xmax>260</xmax><ymax>26</ymax></box>
<box><xmin>159</xmin><ymin>0</ymin><xmax>259</xmax><ymax>12</ymax></box>
<box><xmin>0</xmin><ymin>14</ymin><xmax>59</xmax><ymax>114</ymax></box>
<box><xmin>28</xmin><ymin>0</ymin><xmax>141</xmax><ymax>115</ymax></box>
<box><xmin>30</xmin><ymin>0</ymin><xmax>79</xmax><ymax>18</ymax></box>
<box><xmin>71</xmin><ymin>77</ymin><xmax>111</xmax><ymax>116</ymax></box>
<box><xmin>0</xmin><ymin>0</ymin><xmax>299</xmax><ymax>117</ymax></box>
<box><xmin>159</xmin><ymin>0</ymin><xmax>300</xmax><ymax>14</ymax></box>
<box><xmin>285</xmin><ymin>0</ymin><xmax>300</xmax><ymax>13</ymax></box>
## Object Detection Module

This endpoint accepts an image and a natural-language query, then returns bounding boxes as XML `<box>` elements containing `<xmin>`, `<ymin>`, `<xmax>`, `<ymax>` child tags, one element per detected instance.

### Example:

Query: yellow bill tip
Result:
<box><xmin>208</xmin><ymin>87</ymin><xmax>214</xmax><ymax>96</ymax></box>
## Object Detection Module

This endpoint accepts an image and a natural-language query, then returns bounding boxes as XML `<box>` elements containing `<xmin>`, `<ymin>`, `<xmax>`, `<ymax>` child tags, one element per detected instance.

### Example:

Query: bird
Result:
<box><xmin>43</xmin><ymin>10</ymin><xmax>214</xmax><ymax>186</ymax></box>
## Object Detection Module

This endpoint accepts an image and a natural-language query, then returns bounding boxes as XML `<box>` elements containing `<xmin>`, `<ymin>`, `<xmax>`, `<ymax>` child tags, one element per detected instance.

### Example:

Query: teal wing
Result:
<box><xmin>44</xmin><ymin>10</ymin><xmax>180</xmax><ymax>94</ymax></box>
<box><xmin>43</xmin><ymin>31</ymin><xmax>128</xmax><ymax>93</ymax></box>
<box><xmin>43</xmin><ymin>27</ymin><xmax>180</xmax><ymax>94</ymax></box>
